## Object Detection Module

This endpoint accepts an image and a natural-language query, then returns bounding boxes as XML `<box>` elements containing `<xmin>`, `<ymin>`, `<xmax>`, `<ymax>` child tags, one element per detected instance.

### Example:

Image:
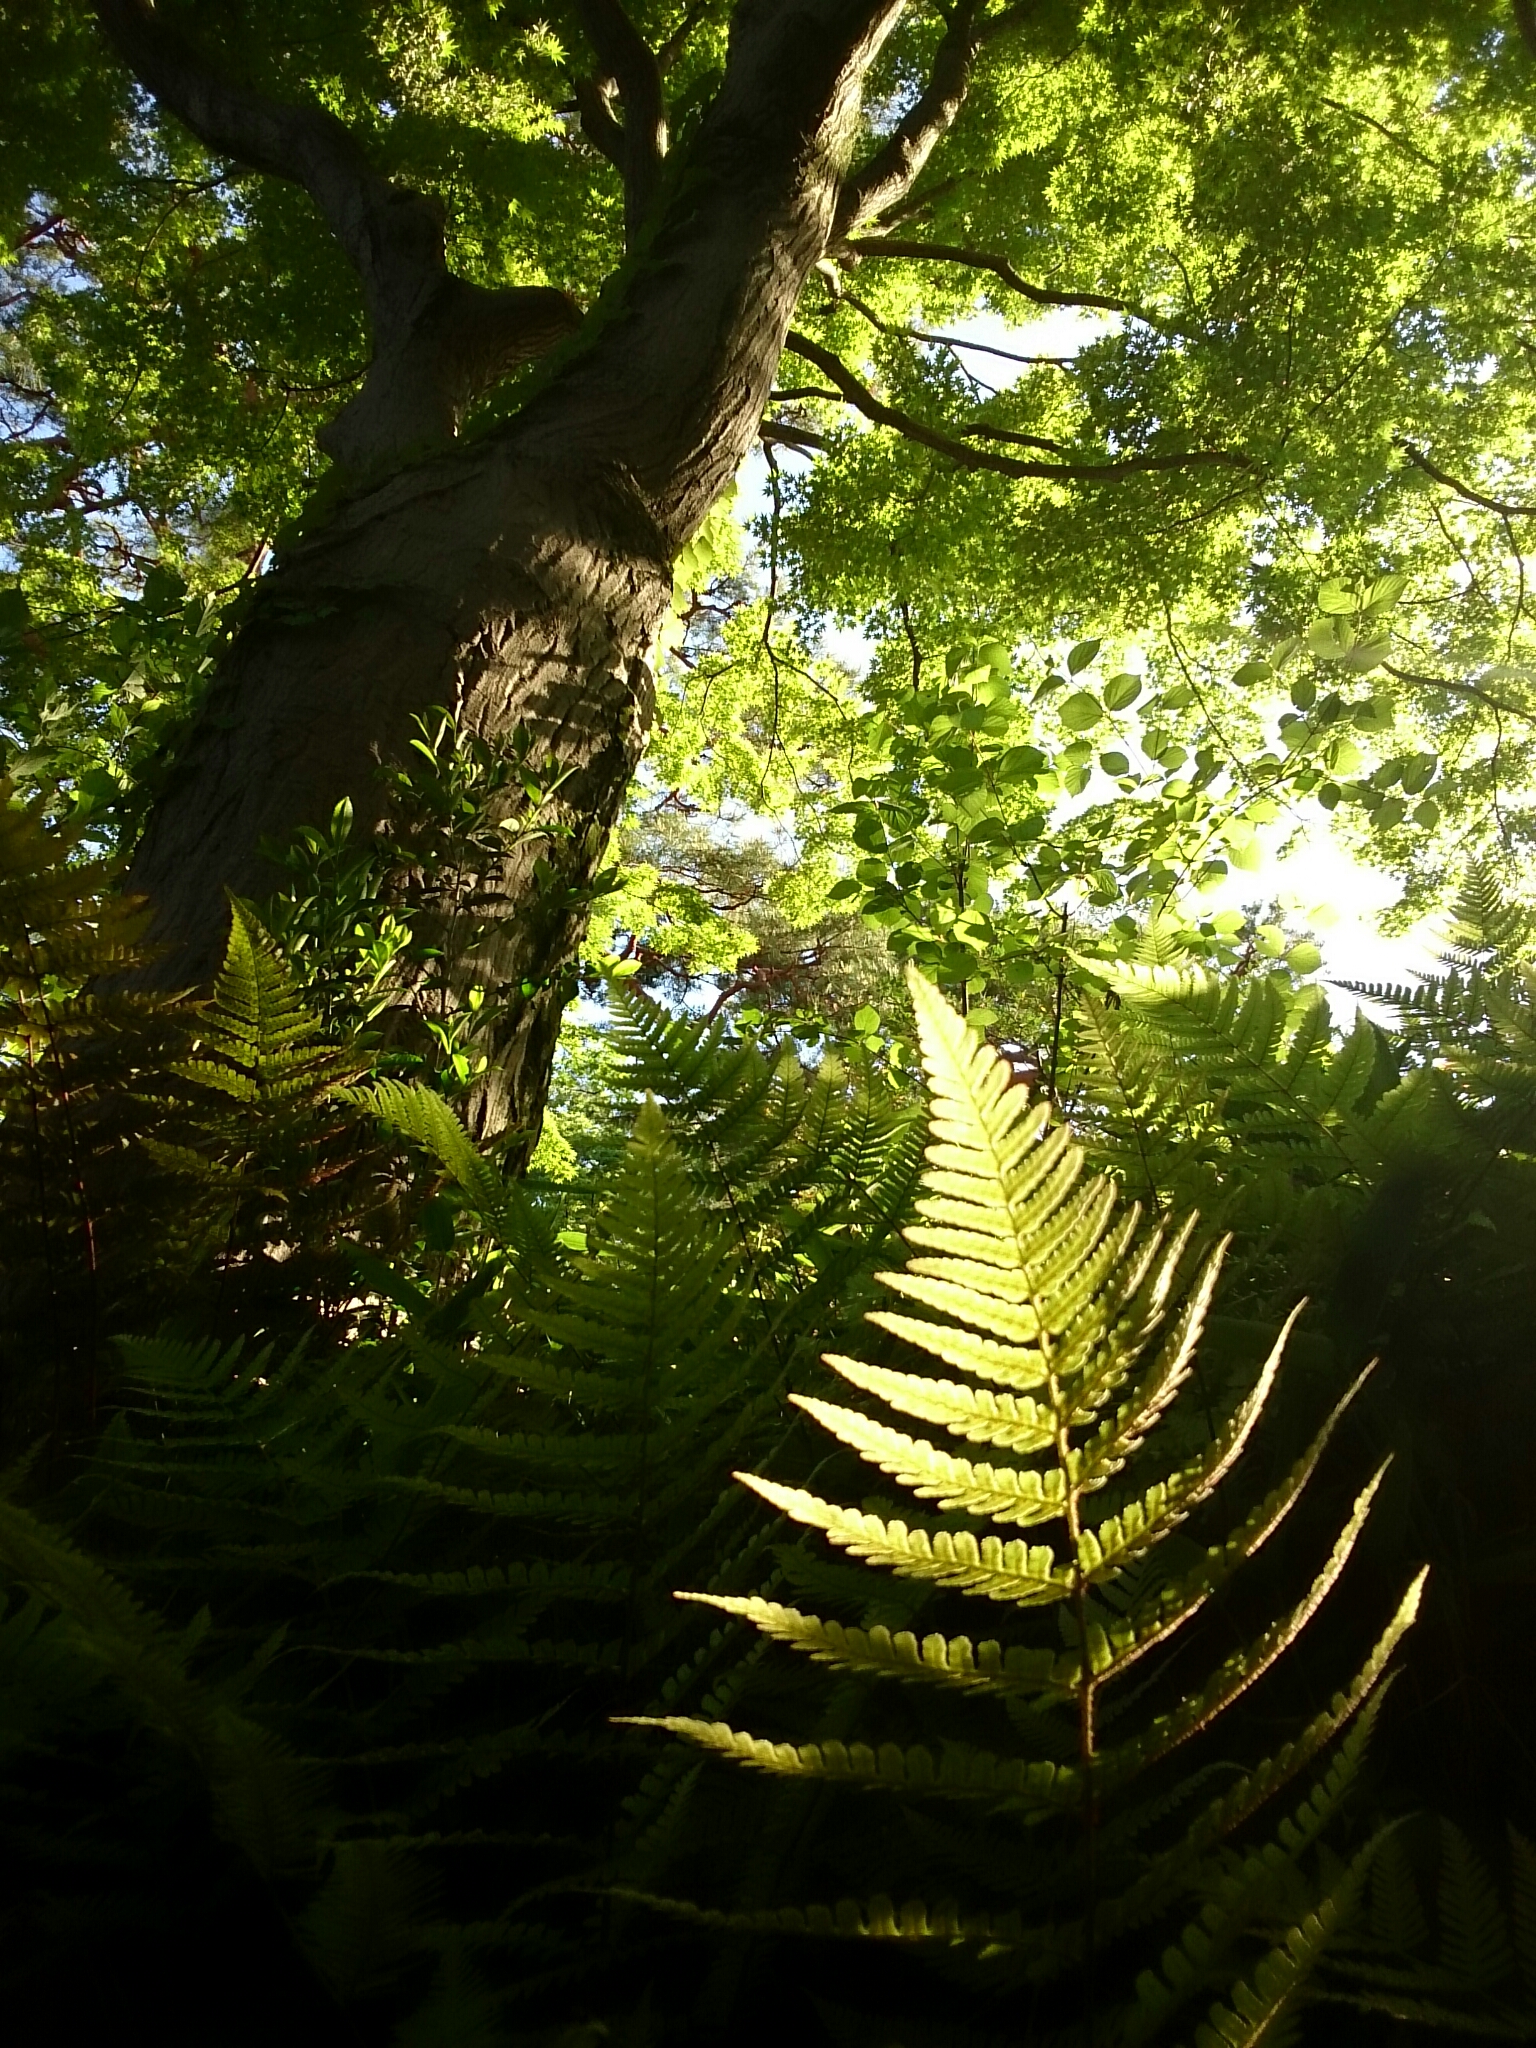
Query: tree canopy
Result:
<box><xmin>4</xmin><ymin>1</ymin><xmax>1536</xmax><ymax>1094</ymax></box>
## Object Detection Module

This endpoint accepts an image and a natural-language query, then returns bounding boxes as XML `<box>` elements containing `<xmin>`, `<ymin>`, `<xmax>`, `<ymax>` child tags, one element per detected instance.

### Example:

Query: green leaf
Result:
<box><xmin>1103</xmin><ymin>672</ymin><xmax>1143</xmax><ymax>710</ymax></box>
<box><xmin>1364</xmin><ymin>572</ymin><xmax>1409</xmax><ymax>614</ymax></box>
<box><xmin>1351</xmin><ymin>697</ymin><xmax>1395</xmax><ymax>733</ymax></box>
<box><xmin>1060</xmin><ymin>691</ymin><xmax>1104</xmax><ymax>731</ymax></box>
<box><xmin>1067</xmin><ymin>638</ymin><xmax>1102</xmax><ymax>673</ymax></box>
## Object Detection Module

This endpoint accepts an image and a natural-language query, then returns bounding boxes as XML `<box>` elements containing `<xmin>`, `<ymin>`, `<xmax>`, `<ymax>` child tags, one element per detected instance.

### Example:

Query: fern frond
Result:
<box><xmin>609</xmin><ymin>1885</ymin><xmax>1018</xmax><ymax>1943</ymax></box>
<box><xmin>1511</xmin><ymin>1827</ymin><xmax>1536</xmax><ymax>1999</ymax></box>
<box><xmin>1077</xmin><ymin>1303</ymin><xmax>1303</xmax><ymax>1578</ymax></box>
<box><xmin>643</xmin><ymin>969</ymin><xmax>1420</xmax><ymax>2034</ymax></box>
<box><xmin>789</xmin><ymin>1393</ymin><xmax>1070</xmax><ymax>1526</ymax></box>
<box><xmin>617</xmin><ymin>1713</ymin><xmax>1080</xmax><ymax>1806</ymax></box>
<box><xmin>819</xmin><ymin>1351</ymin><xmax>1057</xmax><ymax>1453</ymax></box>
<box><xmin>1093</xmin><ymin>1476</ymin><xmax>1400</xmax><ymax>1789</ymax></box>
<box><xmin>677</xmin><ymin>1593</ymin><xmax>1073</xmax><ymax>1696</ymax></box>
<box><xmin>345</xmin><ymin>1076</ymin><xmax>512</xmax><ymax>1224</ymax></box>
<box><xmin>736</xmin><ymin>1473</ymin><xmax>1072</xmax><ymax>1603</ymax></box>
<box><xmin>1370</xmin><ymin>1826</ymin><xmax>1431</xmax><ymax>1953</ymax></box>
<box><xmin>0</xmin><ymin>1496</ymin><xmax>319</xmax><ymax>1878</ymax></box>
<box><xmin>1440</xmin><ymin>1820</ymin><xmax>1516</xmax><ymax>1989</ymax></box>
<box><xmin>1185</xmin><ymin>1851</ymin><xmax>1368</xmax><ymax>2046</ymax></box>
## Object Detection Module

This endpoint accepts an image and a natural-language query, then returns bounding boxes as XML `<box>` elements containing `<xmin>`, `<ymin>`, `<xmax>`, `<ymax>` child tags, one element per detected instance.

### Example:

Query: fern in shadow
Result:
<box><xmin>0</xmin><ymin>976</ymin><xmax>927</xmax><ymax>2040</ymax></box>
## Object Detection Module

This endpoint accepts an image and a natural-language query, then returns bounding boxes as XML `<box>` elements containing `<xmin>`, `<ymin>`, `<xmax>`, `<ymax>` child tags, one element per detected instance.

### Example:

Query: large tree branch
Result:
<box><xmin>832</xmin><ymin>0</ymin><xmax>986</xmax><ymax>241</ymax></box>
<box><xmin>1514</xmin><ymin>0</ymin><xmax>1536</xmax><ymax>59</ymax></box>
<box><xmin>95</xmin><ymin>0</ymin><xmax>579</xmax><ymax>468</ymax></box>
<box><xmin>573</xmin><ymin>75</ymin><xmax>629</xmax><ymax>174</ymax></box>
<box><xmin>1399</xmin><ymin>440</ymin><xmax>1536</xmax><ymax>517</ymax></box>
<box><xmin>783</xmin><ymin>331</ymin><xmax>1253</xmax><ymax>479</ymax></box>
<box><xmin>97</xmin><ymin>0</ymin><xmax>429</xmax><ymax>318</ymax></box>
<box><xmin>576</xmin><ymin>0</ymin><xmax>667</xmax><ymax>243</ymax></box>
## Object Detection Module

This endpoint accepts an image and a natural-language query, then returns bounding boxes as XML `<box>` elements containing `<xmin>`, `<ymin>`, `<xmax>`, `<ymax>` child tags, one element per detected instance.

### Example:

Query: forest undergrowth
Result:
<box><xmin>4</xmin><ymin>793</ymin><xmax>1536</xmax><ymax>2047</ymax></box>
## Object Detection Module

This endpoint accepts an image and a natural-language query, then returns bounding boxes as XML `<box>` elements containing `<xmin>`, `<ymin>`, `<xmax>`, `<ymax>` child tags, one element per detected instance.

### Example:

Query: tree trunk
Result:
<box><xmin>122</xmin><ymin>0</ymin><xmax>905</xmax><ymax>1146</ymax></box>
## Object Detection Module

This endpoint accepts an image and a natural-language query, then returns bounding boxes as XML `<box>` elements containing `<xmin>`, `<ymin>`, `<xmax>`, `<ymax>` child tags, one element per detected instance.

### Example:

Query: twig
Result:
<box><xmin>836</xmin><ymin>286</ymin><xmax>1078</xmax><ymax>368</ymax></box>
<box><xmin>1316</xmin><ymin>93</ymin><xmax>1442</xmax><ymax>174</ymax></box>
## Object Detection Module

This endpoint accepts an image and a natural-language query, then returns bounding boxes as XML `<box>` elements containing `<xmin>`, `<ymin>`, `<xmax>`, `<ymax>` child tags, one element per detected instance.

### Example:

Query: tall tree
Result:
<box><xmin>4</xmin><ymin>0</ymin><xmax>1533</xmax><ymax>1139</ymax></box>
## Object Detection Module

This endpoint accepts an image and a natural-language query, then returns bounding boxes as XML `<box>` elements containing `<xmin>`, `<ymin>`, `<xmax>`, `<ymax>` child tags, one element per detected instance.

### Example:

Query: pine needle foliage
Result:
<box><xmin>627</xmin><ymin>969</ymin><xmax>1423</xmax><ymax>2045</ymax></box>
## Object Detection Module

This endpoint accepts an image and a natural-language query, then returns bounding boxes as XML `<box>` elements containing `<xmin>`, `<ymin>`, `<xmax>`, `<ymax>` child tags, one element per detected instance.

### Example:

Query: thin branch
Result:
<box><xmin>1430</xmin><ymin>498</ymin><xmax>1481</xmax><ymax>600</ymax></box>
<box><xmin>837</xmin><ymin>285</ymin><xmax>1074</xmax><ymax>366</ymax></box>
<box><xmin>1384</xmin><ymin>662</ymin><xmax>1536</xmax><ymax>727</ymax></box>
<box><xmin>842</xmin><ymin>234</ymin><xmax>1142</xmax><ymax>320</ymax></box>
<box><xmin>833</xmin><ymin>0</ymin><xmax>988</xmax><ymax>241</ymax></box>
<box><xmin>1399</xmin><ymin>441</ymin><xmax>1536</xmax><ymax>518</ymax></box>
<box><xmin>959</xmin><ymin>421</ymin><xmax>1093</xmax><ymax>454</ymax></box>
<box><xmin>898</xmin><ymin>597</ymin><xmax>923</xmax><ymax>692</ymax></box>
<box><xmin>576</xmin><ymin>0</ymin><xmax>667</xmax><ymax>243</ymax></box>
<box><xmin>755</xmin><ymin>440</ymin><xmax>801</xmax><ymax>809</ymax></box>
<box><xmin>1502</xmin><ymin>509</ymin><xmax>1529</xmax><ymax>655</ymax></box>
<box><xmin>783</xmin><ymin>331</ymin><xmax>1254</xmax><ymax>481</ymax></box>
<box><xmin>759</xmin><ymin>419</ymin><xmax>827</xmax><ymax>452</ymax></box>
<box><xmin>13</xmin><ymin>214</ymin><xmax>64</xmax><ymax>254</ymax></box>
<box><xmin>1307</xmin><ymin>304</ymin><xmax>1409</xmax><ymax>417</ymax></box>
<box><xmin>1316</xmin><ymin>93</ymin><xmax>1441</xmax><ymax>175</ymax></box>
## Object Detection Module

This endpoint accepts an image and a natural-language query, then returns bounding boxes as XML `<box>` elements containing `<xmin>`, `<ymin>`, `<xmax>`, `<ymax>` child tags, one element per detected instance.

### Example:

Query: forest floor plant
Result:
<box><xmin>627</xmin><ymin>970</ymin><xmax>1427</xmax><ymax>2046</ymax></box>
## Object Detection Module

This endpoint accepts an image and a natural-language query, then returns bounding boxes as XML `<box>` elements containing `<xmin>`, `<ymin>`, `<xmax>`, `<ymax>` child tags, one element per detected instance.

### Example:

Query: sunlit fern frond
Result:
<box><xmin>176</xmin><ymin>898</ymin><xmax>359</xmax><ymax>1111</ymax></box>
<box><xmin>141</xmin><ymin>903</ymin><xmax>379</xmax><ymax>1287</ymax></box>
<box><xmin>1438</xmin><ymin>861</ymin><xmax>1535</xmax><ymax>976</ymax></box>
<box><xmin>626</xmin><ymin>968</ymin><xmax>1421</xmax><ymax>2043</ymax></box>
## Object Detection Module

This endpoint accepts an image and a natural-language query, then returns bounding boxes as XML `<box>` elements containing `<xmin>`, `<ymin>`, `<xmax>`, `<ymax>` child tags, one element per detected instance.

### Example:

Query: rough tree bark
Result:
<box><xmin>96</xmin><ymin>0</ymin><xmax>958</xmax><ymax>1144</ymax></box>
